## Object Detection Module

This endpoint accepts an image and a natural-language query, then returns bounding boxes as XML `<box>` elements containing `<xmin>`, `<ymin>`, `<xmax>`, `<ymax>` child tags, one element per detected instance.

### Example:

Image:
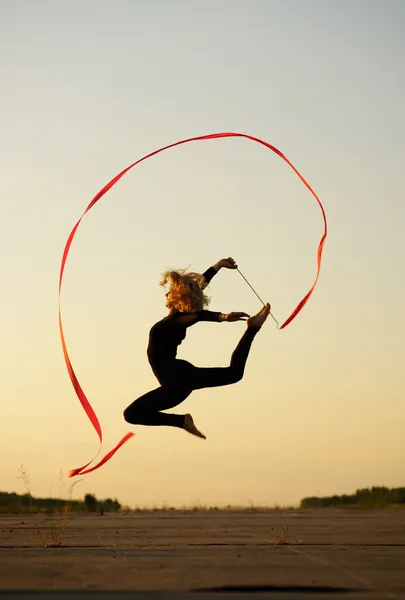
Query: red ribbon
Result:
<box><xmin>59</xmin><ymin>132</ymin><xmax>327</xmax><ymax>477</ymax></box>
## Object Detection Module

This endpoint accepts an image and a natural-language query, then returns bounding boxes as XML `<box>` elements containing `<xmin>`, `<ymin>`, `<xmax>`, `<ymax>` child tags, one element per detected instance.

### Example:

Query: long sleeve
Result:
<box><xmin>175</xmin><ymin>310</ymin><xmax>222</xmax><ymax>327</ymax></box>
<box><xmin>201</xmin><ymin>266</ymin><xmax>218</xmax><ymax>289</ymax></box>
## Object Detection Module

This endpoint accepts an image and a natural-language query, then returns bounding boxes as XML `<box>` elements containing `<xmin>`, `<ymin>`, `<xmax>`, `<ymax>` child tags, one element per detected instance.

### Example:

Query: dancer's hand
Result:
<box><xmin>215</xmin><ymin>257</ymin><xmax>238</xmax><ymax>270</ymax></box>
<box><xmin>225</xmin><ymin>312</ymin><xmax>250</xmax><ymax>322</ymax></box>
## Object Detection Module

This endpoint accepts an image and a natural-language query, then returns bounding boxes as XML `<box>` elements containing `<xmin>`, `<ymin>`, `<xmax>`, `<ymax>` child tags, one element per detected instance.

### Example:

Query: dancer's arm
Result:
<box><xmin>177</xmin><ymin>258</ymin><xmax>242</xmax><ymax>326</ymax></box>
<box><xmin>176</xmin><ymin>310</ymin><xmax>249</xmax><ymax>326</ymax></box>
<box><xmin>202</xmin><ymin>256</ymin><xmax>238</xmax><ymax>287</ymax></box>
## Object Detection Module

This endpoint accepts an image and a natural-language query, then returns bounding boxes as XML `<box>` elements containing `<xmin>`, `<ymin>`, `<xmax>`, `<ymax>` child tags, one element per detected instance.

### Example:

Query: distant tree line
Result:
<box><xmin>0</xmin><ymin>491</ymin><xmax>121</xmax><ymax>514</ymax></box>
<box><xmin>301</xmin><ymin>486</ymin><xmax>405</xmax><ymax>508</ymax></box>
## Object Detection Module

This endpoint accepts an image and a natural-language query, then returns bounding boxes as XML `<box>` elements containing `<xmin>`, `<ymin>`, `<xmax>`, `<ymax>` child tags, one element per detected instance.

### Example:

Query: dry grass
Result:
<box><xmin>268</xmin><ymin>526</ymin><xmax>303</xmax><ymax>545</ymax></box>
<box><xmin>17</xmin><ymin>464</ymin><xmax>81</xmax><ymax>547</ymax></box>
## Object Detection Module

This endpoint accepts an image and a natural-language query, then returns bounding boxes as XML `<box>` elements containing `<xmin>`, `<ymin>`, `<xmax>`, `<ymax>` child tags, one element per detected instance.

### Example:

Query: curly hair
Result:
<box><xmin>160</xmin><ymin>268</ymin><xmax>211</xmax><ymax>312</ymax></box>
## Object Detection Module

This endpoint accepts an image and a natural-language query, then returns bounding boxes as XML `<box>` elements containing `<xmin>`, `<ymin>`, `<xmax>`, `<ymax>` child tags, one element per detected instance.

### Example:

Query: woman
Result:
<box><xmin>123</xmin><ymin>257</ymin><xmax>270</xmax><ymax>439</ymax></box>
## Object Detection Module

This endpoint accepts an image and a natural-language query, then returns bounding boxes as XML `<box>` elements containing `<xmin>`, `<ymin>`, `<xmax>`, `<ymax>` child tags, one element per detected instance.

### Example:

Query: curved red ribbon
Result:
<box><xmin>59</xmin><ymin>132</ymin><xmax>327</xmax><ymax>477</ymax></box>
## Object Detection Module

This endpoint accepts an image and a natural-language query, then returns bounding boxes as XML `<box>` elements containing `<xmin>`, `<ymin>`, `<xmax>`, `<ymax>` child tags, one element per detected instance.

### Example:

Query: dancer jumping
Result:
<box><xmin>123</xmin><ymin>257</ymin><xmax>270</xmax><ymax>439</ymax></box>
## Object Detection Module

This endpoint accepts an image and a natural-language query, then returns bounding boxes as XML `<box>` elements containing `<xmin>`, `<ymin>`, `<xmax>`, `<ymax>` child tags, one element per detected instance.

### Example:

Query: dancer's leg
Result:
<box><xmin>123</xmin><ymin>381</ymin><xmax>206</xmax><ymax>439</ymax></box>
<box><xmin>189</xmin><ymin>304</ymin><xmax>271</xmax><ymax>390</ymax></box>
<box><xmin>123</xmin><ymin>384</ymin><xmax>191</xmax><ymax>428</ymax></box>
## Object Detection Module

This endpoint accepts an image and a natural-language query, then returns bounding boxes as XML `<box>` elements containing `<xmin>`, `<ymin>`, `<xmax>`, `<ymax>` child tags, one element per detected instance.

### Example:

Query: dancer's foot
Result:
<box><xmin>247</xmin><ymin>303</ymin><xmax>271</xmax><ymax>328</ymax></box>
<box><xmin>183</xmin><ymin>414</ymin><xmax>206</xmax><ymax>439</ymax></box>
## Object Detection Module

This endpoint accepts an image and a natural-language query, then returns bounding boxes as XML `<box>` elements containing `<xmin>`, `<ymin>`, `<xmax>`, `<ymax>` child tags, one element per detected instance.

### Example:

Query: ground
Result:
<box><xmin>0</xmin><ymin>508</ymin><xmax>404</xmax><ymax>599</ymax></box>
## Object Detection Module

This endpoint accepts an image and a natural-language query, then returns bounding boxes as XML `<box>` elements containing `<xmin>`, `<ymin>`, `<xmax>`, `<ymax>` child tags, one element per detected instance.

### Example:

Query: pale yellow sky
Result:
<box><xmin>1</xmin><ymin>0</ymin><xmax>404</xmax><ymax>508</ymax></box>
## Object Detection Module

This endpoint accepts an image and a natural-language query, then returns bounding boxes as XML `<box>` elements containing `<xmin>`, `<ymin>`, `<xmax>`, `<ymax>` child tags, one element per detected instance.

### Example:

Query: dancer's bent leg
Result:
<box><xmin>190</xmin><ymin>326</ymin><xmax>259</xmax><ymax>390</ymax></box>
<box><xmin>123</xmin><ymin>384</ymin><xmax>191</xmax><ymax>428</ymax></box>
<box><xmin>123</xmin><ymin>383</ymin><xmax>206</xmax><ymax>439</ymax></box>
<box><xmin>189</xmin><ymin>303</ymin><xmax>270</xmax><ymax>390</ymax></box>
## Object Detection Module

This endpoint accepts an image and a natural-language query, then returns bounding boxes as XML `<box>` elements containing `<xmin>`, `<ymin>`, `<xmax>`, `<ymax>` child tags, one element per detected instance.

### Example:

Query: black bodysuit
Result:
<box><xmin>123</xmin><ymin>266</ymin><xmax>259</xmax><ymax>428</ymax></box>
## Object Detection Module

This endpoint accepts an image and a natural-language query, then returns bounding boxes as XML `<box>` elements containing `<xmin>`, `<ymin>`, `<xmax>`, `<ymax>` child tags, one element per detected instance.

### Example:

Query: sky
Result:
<box><xmin>1</xmin><ymin>0</ymin><xmax>404</xmax><ymax>509</ymax></box>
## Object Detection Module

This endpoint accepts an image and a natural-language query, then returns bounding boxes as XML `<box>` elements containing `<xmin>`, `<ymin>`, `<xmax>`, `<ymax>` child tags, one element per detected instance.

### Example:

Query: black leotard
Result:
<box><xmin>123</xmin><ymin>265</ymin><xmax>260</xmax><ymax>429</ymax></box>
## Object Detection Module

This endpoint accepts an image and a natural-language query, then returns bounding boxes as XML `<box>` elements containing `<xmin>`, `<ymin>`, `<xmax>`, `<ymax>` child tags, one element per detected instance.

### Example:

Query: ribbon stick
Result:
<box><xmin>59</xmin><ymin>132</ymin><xmax>327</xmax><ymax>477</ymax></box>
<box><xmin>236</xmin><ymin>268</ymin><xmax>280</xmax><ymax>328</ymax></box>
